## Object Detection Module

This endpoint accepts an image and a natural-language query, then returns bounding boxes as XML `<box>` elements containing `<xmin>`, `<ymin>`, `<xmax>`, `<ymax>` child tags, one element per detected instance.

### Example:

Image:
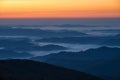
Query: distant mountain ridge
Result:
<box><xmin>36</xmin><ymin>34</ymin><xmax>120</xmax><ymax>46</ymax></box>
<box><xmin>0</xmin><ymin>38</ymin><xmax>67</xmax><ymax>51</ymax></box>
<box><xmin>0</xmin><ymin>28</ymin><xmax>88</xmax><ymax>37</ymax></box>
<box><xmin>0</xmin><ymin>49</ymin><xmax>33</xmax><ymax>59</ymax></box>
<box><xmin>31</xmin><ymin>47</ymin><xmax>120</xmax><ymax>80</ymax></box>
<box><xmin>36</xmin><ymin>36</ymin><xmax>111</xmax><ymax>44</ymax></box>
<box><xmin>101</xmin><ymin>34</ymin><xmax>120</xmax><ymax>46</ymax></box>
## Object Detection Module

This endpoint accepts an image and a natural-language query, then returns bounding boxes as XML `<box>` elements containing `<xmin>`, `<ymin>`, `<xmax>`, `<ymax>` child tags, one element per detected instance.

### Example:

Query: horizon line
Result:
<box><xmin>0</xmin><ymin>17</ymin><xmax>120</xmax><ymax>19</ymax></box>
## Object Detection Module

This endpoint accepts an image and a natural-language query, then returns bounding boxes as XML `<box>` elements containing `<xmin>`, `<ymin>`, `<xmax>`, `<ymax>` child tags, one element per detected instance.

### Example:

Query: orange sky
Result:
<box><xmin>0</xmin><ymin>0</ymin><xmax>120</xmax><ymax>18</ymax></box>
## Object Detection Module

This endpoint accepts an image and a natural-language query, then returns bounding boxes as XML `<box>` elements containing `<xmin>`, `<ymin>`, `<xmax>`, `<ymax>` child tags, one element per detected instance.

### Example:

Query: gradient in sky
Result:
<box><xmin>0</xmin><ymin>0</ymin><xmax>120</xmax><ymax>18</ymax></box>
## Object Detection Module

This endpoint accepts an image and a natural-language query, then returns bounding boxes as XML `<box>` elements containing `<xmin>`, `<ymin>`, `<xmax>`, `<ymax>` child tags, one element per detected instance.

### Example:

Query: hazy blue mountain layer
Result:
<box><xmin>31</xmin><ymin>47</ymin><xmax>120</xmax><ymax>80</ymax></box>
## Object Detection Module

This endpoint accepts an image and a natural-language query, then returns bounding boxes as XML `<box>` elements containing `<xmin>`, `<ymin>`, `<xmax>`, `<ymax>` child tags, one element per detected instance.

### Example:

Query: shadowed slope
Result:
<box><xmin>0</xmin><ymin>59</ymin><xmax>102</xmax><ymax>80</ymax></box>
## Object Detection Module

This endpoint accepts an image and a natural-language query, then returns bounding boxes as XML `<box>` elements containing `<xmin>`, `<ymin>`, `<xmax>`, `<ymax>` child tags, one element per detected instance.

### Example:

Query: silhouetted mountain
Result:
<box><xmin>31</xmin><ymin>47</ymin><xmax>120</xmax><ymax>80</ymax></box>
<box><xmin>92</xmin><ymin>29</ymin><xmax>120</xmax><ymax>33</ymax></box>
<box><xmin>0</xmin><ymin>38</ymin><xmax>32</xmax><ymax>48</ymax></box>
<box><xmin>115</xmin><ymin>34</ymin><xmax>120</xmax><ymax>37</ymax></box>
<box><xmin>101</xmin><ymin>34</ymin><xmax>120</xmax><ymax>46</ymax></box>
<box><xmin>0</xmin><ymin>28</ymin><xmax>87</xmax><ymax>37</ymax></box>
<box><xmin>102</xmin><ymin>38</ymin><xmax>120</xmax><ymax>46</ymax></box>
<box><xmin>0</xmin><ymin>38</ymin><xmax>38</xmax><ymax>51</ymax></box>
<box><xmin>36</xmin><ymin>36</ymin><xmax>110</xmax><ymax>44</ymax></box>
<box><xmin>0</xmin><ymin>59</ymin><xmax>103</xmax><ymax>80</ymax></box>
<box><xmin>0</xmin><ymin>38</ymin><xmax>67</xmax><ymax>51</ymax></box>
<box><xmin>36</xmin><ymin>35</ymin><xmax>120</xmax><ymax>46</ymax></box>
<box><xmin>53</xmin><ymin>24</ymin><xmax>94</xmax><ymax>27</ymax></box>
<box><xmin>22</xmin><ymin>44</ymin><xmax>67</xmax><ymax>51</ymax></box>
<box><xmin>39</xmin><ymin>44</ymin><xmax>67</xmax><ymax>51</ymax></box>
<box><xmin>0</xmin><ymin>49</ymin><xmax>33</xmax><ymax>59</ymax></box>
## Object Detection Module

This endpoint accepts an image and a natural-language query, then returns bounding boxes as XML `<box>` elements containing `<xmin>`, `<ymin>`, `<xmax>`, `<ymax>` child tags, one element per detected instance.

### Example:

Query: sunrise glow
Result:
<box><xmin>0</xmin><ymin>0</ymin><xmax>120</xmax><ymax>18</ymax></box>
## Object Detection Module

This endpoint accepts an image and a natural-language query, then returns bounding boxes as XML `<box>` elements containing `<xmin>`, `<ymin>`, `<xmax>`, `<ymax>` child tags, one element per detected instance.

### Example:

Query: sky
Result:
<box><xmin>0</xmin><ymin>0</ymin><xmax>120</xmax><ymax>18</ymax></box>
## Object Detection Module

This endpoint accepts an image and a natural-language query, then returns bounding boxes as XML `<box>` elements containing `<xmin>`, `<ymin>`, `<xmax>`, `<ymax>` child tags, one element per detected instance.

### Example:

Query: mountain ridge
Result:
<box><xmin>0</xmin><ymin>59</ymin><xmax>103</xmax><ymax>80</ymax></box>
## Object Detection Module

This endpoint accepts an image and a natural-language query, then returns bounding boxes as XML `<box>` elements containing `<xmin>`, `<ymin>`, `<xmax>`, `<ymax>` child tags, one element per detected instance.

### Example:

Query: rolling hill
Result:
<box><xmin>0</xmin><ymin>59</ymin><xmax>103</xmax><ymax>80</ymax></box>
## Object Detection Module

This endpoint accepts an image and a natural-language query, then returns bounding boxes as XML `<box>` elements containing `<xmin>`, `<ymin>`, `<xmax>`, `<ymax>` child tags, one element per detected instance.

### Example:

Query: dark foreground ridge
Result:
<box><xmin>0</xmin><ymin>59</ymin><xmax>103</xmax><ymax>80</ymax></box>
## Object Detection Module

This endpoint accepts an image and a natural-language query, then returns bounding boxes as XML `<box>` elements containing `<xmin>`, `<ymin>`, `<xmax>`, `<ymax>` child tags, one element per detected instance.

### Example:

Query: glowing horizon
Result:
<box><xmin>0</xmin><ymin>0</ymin><xmax>120</xmax><ymax>18</ymax></box>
